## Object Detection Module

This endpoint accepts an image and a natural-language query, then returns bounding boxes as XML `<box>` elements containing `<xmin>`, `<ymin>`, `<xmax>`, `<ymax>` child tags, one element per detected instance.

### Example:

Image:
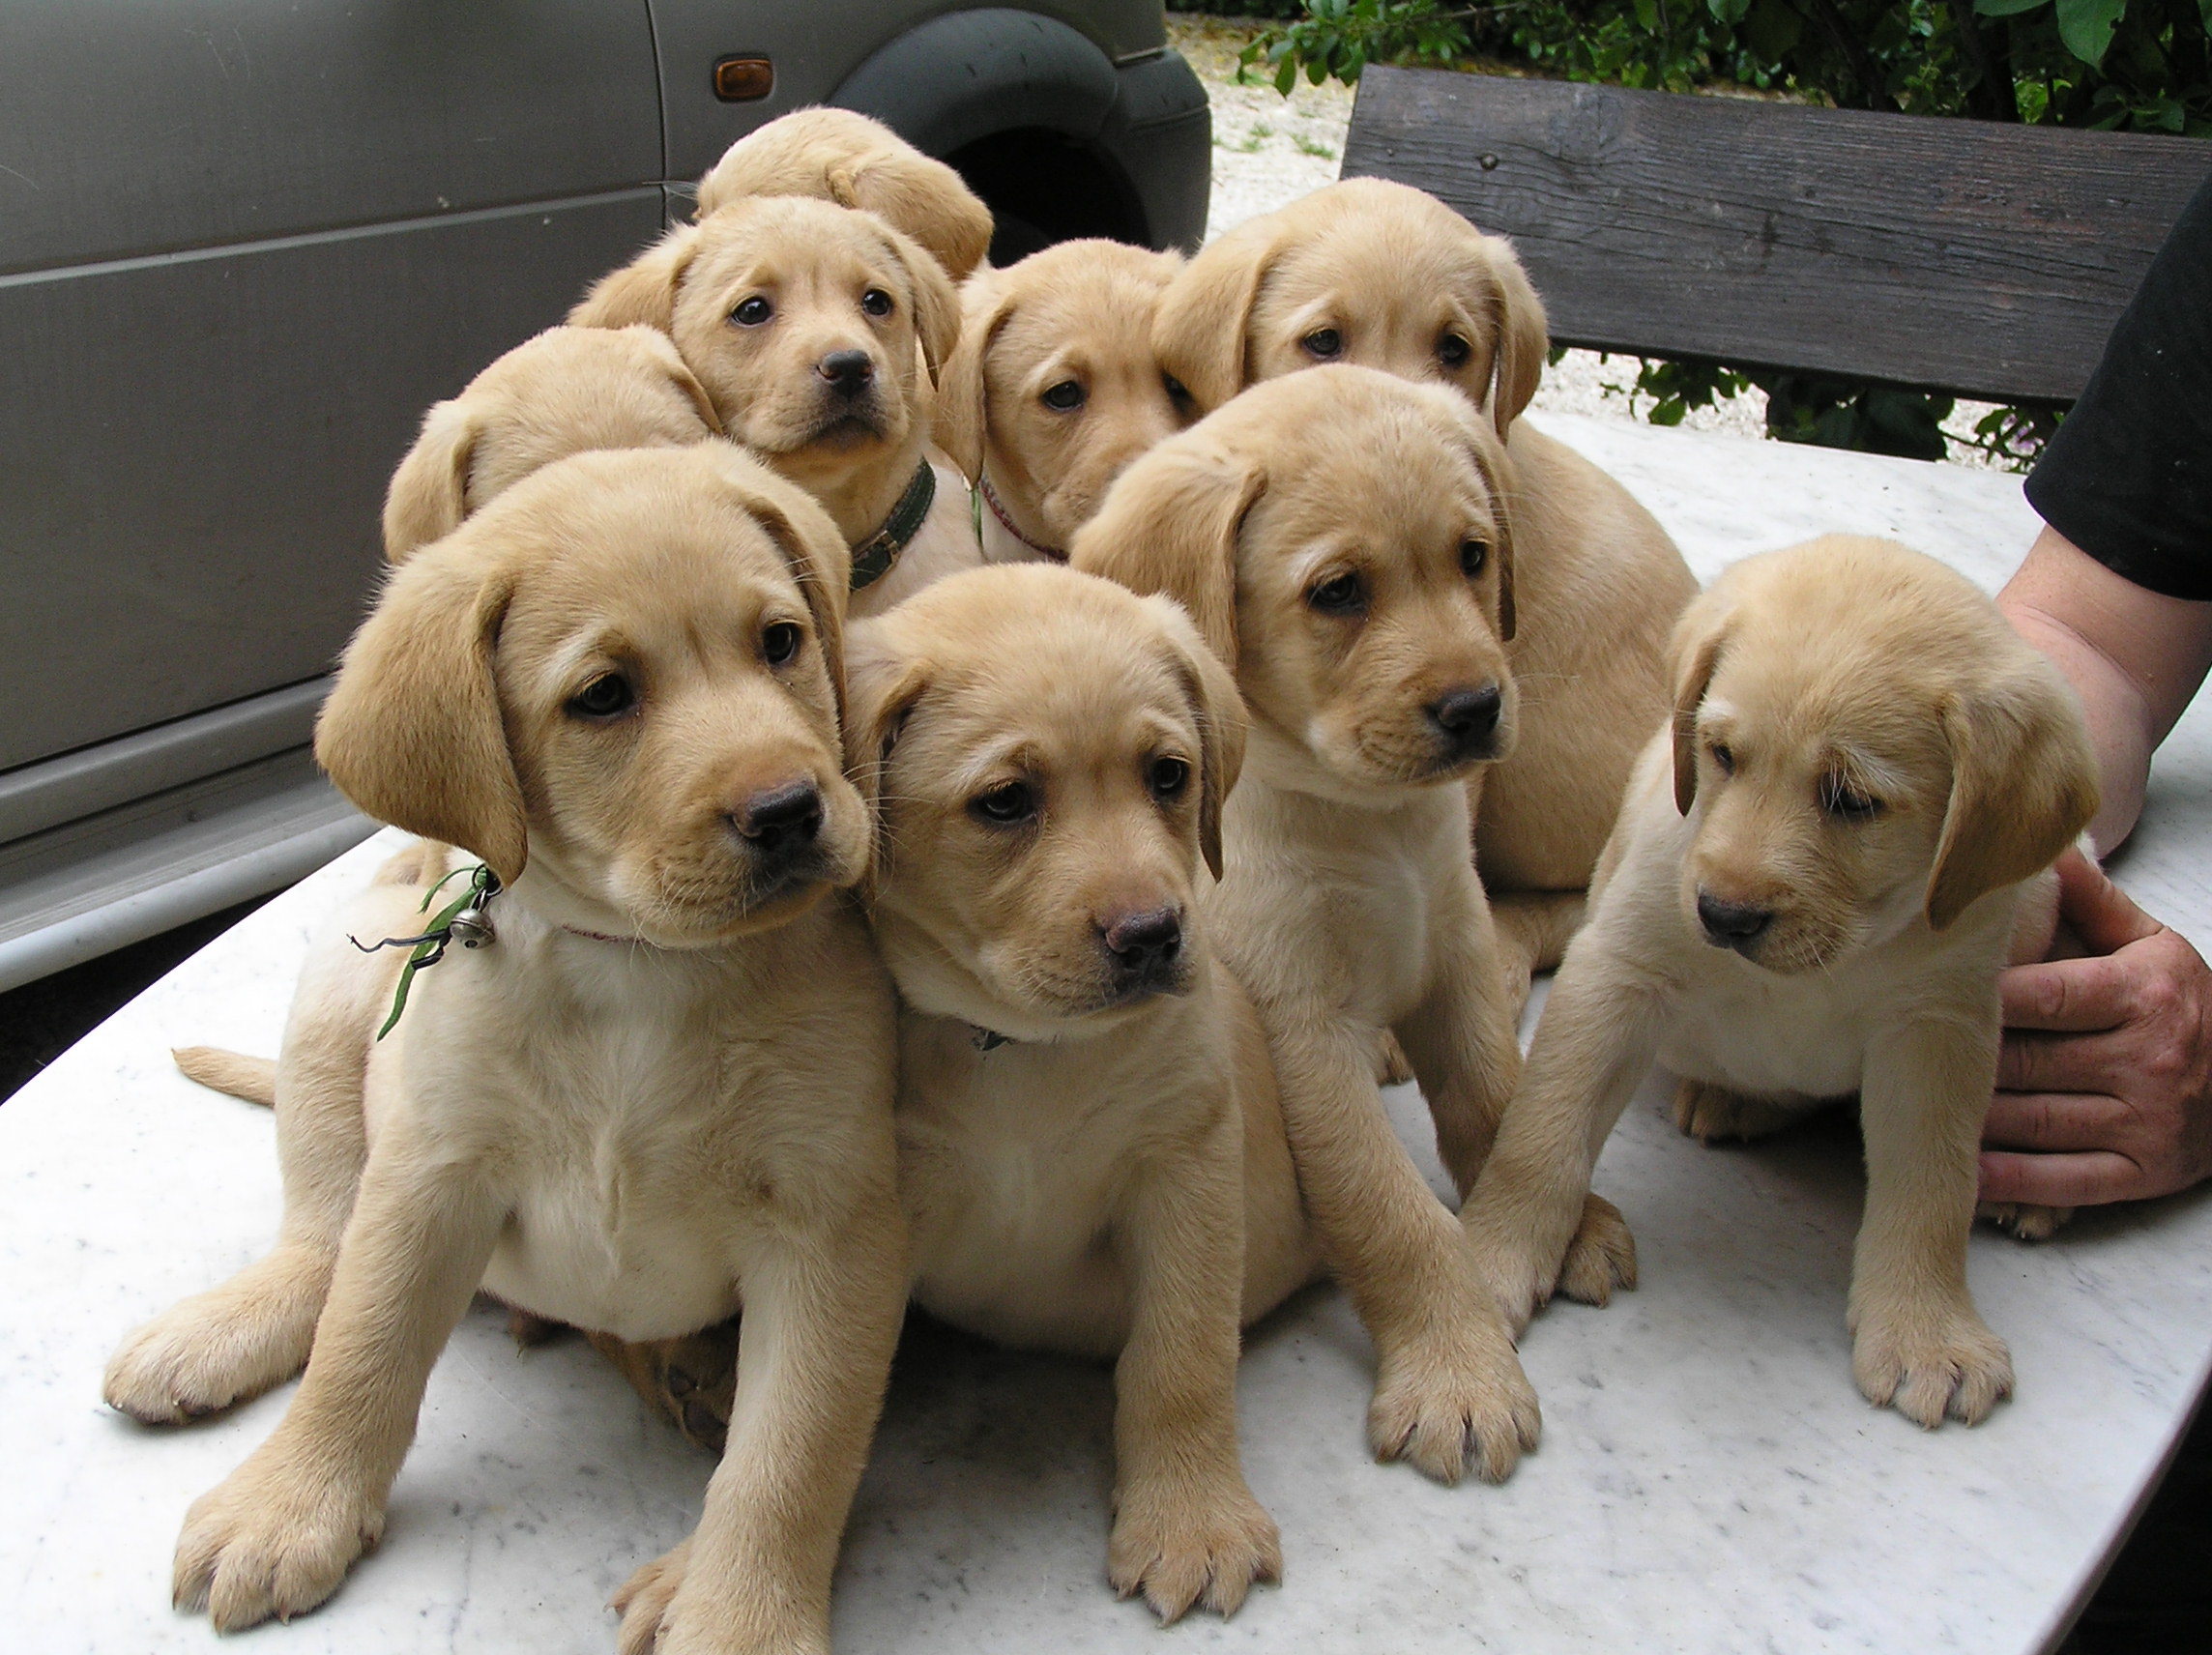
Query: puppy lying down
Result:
<box><xmin>570</xmin><ymin>193</ymin><xmax>981</xmax><ymax>618</ymax></box>
<box><xmin>1460</xmin><ymin>537</ymin><xmax>2098</xmax><ymax>1429</ymax></box>
<box><xmin>380</xmin><ymin>324</ymin><xmax>721</xmax><ymax>562</ymax></box>
<box><xmin>596</xmin><ymin>566</ymin><xmax>1319</xmax><ymax>1622</ymax></box>
<box><xmin>104</xmin><ymin>446</ymin><xmax>908</xmax><ymax>1655</ymax></box>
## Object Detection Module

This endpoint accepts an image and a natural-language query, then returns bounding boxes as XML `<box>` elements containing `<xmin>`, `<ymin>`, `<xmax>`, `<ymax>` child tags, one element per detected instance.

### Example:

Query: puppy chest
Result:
<box><xmin>1661</xmin><ymin>980</ymin><xmax>1868</xmax><ymax>1102</ymax></box>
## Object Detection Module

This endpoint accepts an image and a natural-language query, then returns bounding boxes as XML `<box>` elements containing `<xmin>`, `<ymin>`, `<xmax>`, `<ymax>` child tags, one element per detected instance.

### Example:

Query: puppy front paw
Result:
<box><xmin>104</xmin><ymin>1269</ymin><xmax>322</xmax><ymax>1424</ymax></box>
<box><xmin>1368</xmin><ymin>1317</ymin><xmax>1541</xmax><ymax>1485</ymax></box>
<box><xmin>1849</xmin><ymin>1299</ymin><xmax>2013</xmax><ymax>1429</ymax></box>
<box><xmin>172</xmin><ymin>1452</ymin><xmax>384</xmax><ymax>1631</ymax></box>
<box><xmin>612</xmin><ymin>1538</ymin><xmax>689</xmax><ymax>1655</ymax></box>
<box><xmin>1553</xmin><ymin>1192</ymin><xmax>1639</xmax><ymax>1306</ymax></box>
<box><xmin>1976</xmin><ymin>1200</ymin><xmax>2074</xmax><ymax>1242</ymax></box>
<box><xmin>1673</xmin><ymin>1079</ymin><xmax>1803</xmax><ymax>1144</ymax></box>
<box><xmin>1108</xmin><ymin>1475</ymin><xmax>1280</xmax><ymax>1622</ymax></box>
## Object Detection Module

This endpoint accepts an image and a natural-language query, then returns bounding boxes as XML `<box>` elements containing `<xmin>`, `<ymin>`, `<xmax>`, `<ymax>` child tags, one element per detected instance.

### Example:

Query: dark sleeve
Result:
<box><xmin>2024</xmin><ymin>170</ymin><xmax>2212</xmax><ymax>601</ymax></box>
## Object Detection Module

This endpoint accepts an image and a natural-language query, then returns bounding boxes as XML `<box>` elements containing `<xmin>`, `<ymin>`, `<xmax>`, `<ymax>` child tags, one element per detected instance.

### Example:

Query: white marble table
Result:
<box><xmin>7</xmin><ymin>415</ymin><xmax>2211</xmax><ymax>1655</ymax></box>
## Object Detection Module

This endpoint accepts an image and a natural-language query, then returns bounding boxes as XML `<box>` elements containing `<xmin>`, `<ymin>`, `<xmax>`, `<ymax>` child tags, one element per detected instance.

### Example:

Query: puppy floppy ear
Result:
<box><xmin>714</xmin><ymin>461</ymin><xmax>855</xmax><ymax>729</ymax></box>
<box><xmin>876</xmin><ymin>219</ymin><xmax>961</xmax><ymax>389</ymax></box>
<box><xmin>1668</xmin><ymin>591</ymin><xmax>1731</xmax><ymax>816</ymax></box>
<box><xmin>1479</xmin><ymin>233</ymin><xmax>1549</xmax><ymax>437</ymax></box>
<box><xmin>934</xmin><ymin>273</ymin><xmax>1014</xmax><ymax>481</ymax></box>
<box><xmin>1145</xmin><ymin>595</ymin><xmax>1249</xmax><ymax>882</ymax></box>
<box><xmin>841</xmin><ymin>638</ymin><xmax>931</xmax><ymax>904</ymax></box>
<box><xmin>315</xmin><ymin>542</ymin><xmax>528</xmax><ymax>885</ymax></box>
<box><xmin>1926</xmin><ymin>667</ymin><xmax>2100</xmax><ymax>930</ymax></box>
<box><xmin>843</xmin><ymin>157</ymin><xmax>995</xmax><ymax>282</ymax></box>
<box><xmin>1153</xmin><ymin>216</ymin><xmax>1280</xmax><ymax>413</ymax></box>
<box><xmin>1069</xmin><ymin>441</ymin><xmax>1264</xmax><ymax>674</ymax></box>
<box><xmin>568</xmin><ymin>225</ymin><xmax>701</xmax><ymax>331</ymax></box>
<box><xmin>381</xmin><ymin>399</ymin><xmax>478</xmax><ymax>563</ymax></box>
<box><xmin>1450</xmin><ymin>402</ymin><xmax>1519</xmax><ymax>642</ymax></box>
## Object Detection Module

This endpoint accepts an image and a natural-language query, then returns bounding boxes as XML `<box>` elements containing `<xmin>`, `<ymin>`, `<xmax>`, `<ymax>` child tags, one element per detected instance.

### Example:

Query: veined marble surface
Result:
<box><xmin>6</xmin><ymin>417</ymin><xmax>2209</xmax><ymax>1655</ymax></box>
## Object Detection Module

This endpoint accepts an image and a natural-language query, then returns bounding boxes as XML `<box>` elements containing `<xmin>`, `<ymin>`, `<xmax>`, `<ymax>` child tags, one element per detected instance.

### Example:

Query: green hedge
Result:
<box><xmin>1211</xmin><ymin>0</ymin><xmax>2208</xmax><ymax>460</ymax></box>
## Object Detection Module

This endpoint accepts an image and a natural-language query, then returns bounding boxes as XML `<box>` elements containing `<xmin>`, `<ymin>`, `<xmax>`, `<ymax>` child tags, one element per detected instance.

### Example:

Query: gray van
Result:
<box><xmin>0</xmin><ymin>1</ymin><xmax>1208</xmax><ymax>991</ymax></box>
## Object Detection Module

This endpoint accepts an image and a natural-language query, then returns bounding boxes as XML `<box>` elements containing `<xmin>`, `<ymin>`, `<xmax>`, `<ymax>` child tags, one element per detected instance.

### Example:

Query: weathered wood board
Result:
<box><xmin>1341</xmin><ymin>67</ymin><xmax>2209</xmax><ymax>402</ymax></box>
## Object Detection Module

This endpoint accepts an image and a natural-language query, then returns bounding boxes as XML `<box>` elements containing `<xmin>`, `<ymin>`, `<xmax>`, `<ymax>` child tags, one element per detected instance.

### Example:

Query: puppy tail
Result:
<box><xmin>172</xmin><ymin>1046</ymin><xmax>277</xmax><ymax>1108</ymax></box>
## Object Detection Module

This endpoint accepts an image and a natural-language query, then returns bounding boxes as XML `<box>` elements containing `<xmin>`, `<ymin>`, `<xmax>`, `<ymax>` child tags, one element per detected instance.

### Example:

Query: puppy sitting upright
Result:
<box><xmin>102</xmin><ymin>445</ymin><xmax>908</xmax><ymax>1654</ymax></box>
<box><xmin>570</xmin><ymin>194</ymin><xmax>975</xmax><ymax>616</ymax></box>
<box><xmin>1459</xmin><ymin>537</ymin><xmax>2098</xmax><ymax>1429</ymax></box>
<box><xmin>1154</xmin><ymin>177</ymin><xmax>1700</xmax><ymax>995</ymax></box>
<box><xmin>935</xmin><ymin>239</ymin><xmax>1190</xmax><ymax>563</ymax></box>
<box><xmin>1074</xmin><ymin>365</ymin><xmax>1553</xmax><ymax>1486</ymax></box>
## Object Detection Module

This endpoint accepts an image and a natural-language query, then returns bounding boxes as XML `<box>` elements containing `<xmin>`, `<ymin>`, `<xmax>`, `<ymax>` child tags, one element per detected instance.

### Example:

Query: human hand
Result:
<box><xmin>1980</xmin><ymin>849</ymin><xmax>2212</xmax><ymax>1206</ymax></box>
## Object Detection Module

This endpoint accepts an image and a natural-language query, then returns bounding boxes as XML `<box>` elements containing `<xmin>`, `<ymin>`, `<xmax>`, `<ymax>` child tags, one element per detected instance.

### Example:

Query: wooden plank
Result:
<box><xmin>1340</xmin><ymin>67</ymin><xmax>2209</xmax><ymax>403</ymax></box>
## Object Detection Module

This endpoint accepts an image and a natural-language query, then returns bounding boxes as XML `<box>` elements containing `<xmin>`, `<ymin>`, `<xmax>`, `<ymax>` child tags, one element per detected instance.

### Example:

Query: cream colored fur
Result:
<box><xmin>381</xmin><ymin>324</ymin><xmax>721</xmax><ymax>562</ymax></box>
<box><xmin>102</xmin><ymin>446</ymin><xmax>907</xmax><ymax>1655</ymax></box>
<box><xmin>1073</xmin><ymin>366</ymin><xmax>1562</xmax><ymax>1485</ymax></box>
<box><xmin>1153</xmin><ymin>177</ymin><xmax>1699</xmax><ymax>998</ymax></box>
<box><xmin>694</xmin><ymin>107</ymin><xmax>994</xmax><ymax>282</ymax></box>
<box><xmin>1460</xmin><ymin>537</ymin><xmax>2099</xmax><ymax>1429</ymax></box>
<box><xmin>936</xmin><ymin>240</ymin><xmax>1189</xmax><ymax>561</ymax></box>
<box><xmin>568</xmin><ymin>194</ymin><xmax>980</xmax><ymax>619</ymax></box>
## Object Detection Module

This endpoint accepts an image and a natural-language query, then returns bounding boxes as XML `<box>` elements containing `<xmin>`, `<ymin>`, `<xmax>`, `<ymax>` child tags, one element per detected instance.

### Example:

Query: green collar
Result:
<box><xmin>351</xmin><ymin>862</ymin><xmax>501</xmax><ymax>1039</ymax></box>
<box><xmin>850</xmin><ymin>460</ymin><xmax>936</xmax><ymax>592</ymax></box>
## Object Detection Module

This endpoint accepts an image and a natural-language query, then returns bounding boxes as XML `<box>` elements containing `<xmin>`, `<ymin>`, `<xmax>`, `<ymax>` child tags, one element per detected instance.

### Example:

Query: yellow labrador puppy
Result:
<box><xmin>381</xmin><ymin>324</ymin><xmax>722</xmax><ymax>561</ymax></box>
<box><xmin>608</xmin><ymin>566</ymin><xmax>1318</xmax><ymax>1625</ymax></box>
<box><xmin>1459</xmin><ymin>537</ymin><xmax>2098</xmax><ymax>1429</ymax></box>
<box><xmin>570</xmin><ymin>194</ymin><xmax>976</xmax><ymax>618</ymax></box>
<box><xmin>694</xmin><ymin>106</ymin><xmax>995</xmax><ymax>282</ymax></box>
<box><xmin>1153</xmin><ymin>176</ymin><xmax>1700</xmax><ymax>994</ymax></box>
<box><xmin>1073</xmin><ymin>365</ymin><xmax>1550</xmax><ymax>1485</ymax></box>
<box><xmin>102</xmin><ymin>445</ymin><xmax>907</xmax><ymax>1655</ymax></box>
<box><xmin>935</xmin><ymin>239</ymin><xmax>1189</xmax><ymax>563</ymax></box>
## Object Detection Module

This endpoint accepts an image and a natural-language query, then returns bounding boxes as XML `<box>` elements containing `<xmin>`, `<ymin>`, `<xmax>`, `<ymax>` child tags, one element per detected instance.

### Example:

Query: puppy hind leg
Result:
<box><xmin>585</xmin><ymin>1320</ymin><xmax>742</xmax><ymax>1453</ymax></box>
<box><xmin>1974</xmin><ymin>1201</ymin><xmax>2074</xmax><ymax>1241</ymax></box>
<box><xmin>1488</xmin><ymin>889</ymin><xmax>1588</xmax><ymax>1022</ymax></box>
<box><xmin>1673</xmin><ymin>1078</ymin><xmax>1808</xmax><ymax>1145</ymax></box>
<box><xmin>104</xmin><ymin>891</ymin><xmax>410</xmax><ymax>1424</ymax></box>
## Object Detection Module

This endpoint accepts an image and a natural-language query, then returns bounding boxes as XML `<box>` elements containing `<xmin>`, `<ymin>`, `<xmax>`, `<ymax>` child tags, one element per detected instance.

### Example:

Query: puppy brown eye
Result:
<box><xmin>762</xmin><ymin>622</ymin><xmax>801</xmax><ymax>666</ymax></box>
<box><xmin>1307</xmin><ymin>571</ymin><xmax>1364</xmax><ymax>615</ymax></box>
<box><xmin>1041</xmin><ymin>380</ymin><xmax>1086</xmax><ymax>412</ymax></box>
<box><xmin>1821</xmin><ymin>775</ymin><xmax>1881</xmax><ymax>819</ymax></box>
<box><xmin>859</xmin><ymin>288</ymin><xmax>893</xmax><ymax>318</ymax></box>
<box><xmin>1302</xmin><ymin>328</ymin><xmax>1343</xmax><ymax>360</ymax></box>
<box><xmin>971</xmin><ymin>781</ymin><xmax>1036</xmax><ymax>826</ymax></box>
<box><xmin>1710</xmin><ymin>742</ymin><xmax>1734</xmax><ymax>775</ymax></box>
<box><xmin>1163</xmin><ymin>373</ymin><xmax>1192</xmax><ymax>407</ymax></box>
<box><xmin>1461</xmin><ymin>537</ymin><xmax>1488</xmax><ymax>576</ymax></box>
<box><xmin>1439</xmin><ymin>334</ymin><xmax>1471</xmax><ymax>368</ymax></box>
<box><xmin>568</xmin><ymin>672</ymin><xmax>635</xmax><ymax>720</ymax></box>
<box><xmin>731</xmin><ymin>296</ymin><xmax>772</xmax><ymax>327</ymax></box>
<box><xmin>1150</xmin><ymin>757</ymin><xmax>1190</xmax><ymax>800</ymax></box>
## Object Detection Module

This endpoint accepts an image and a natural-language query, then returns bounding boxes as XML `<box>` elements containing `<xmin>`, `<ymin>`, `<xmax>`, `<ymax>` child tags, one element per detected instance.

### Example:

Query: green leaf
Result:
<box><xmin>1972</xmin><ymin>0</ymin><xmax>2050</xmax><ymax>15</ymax></box>
<box><xmin>1707</xmin><ymin>0</ymin><xmax>1751</xmax><ymax>22</ymax></box>
<box><xmin>1276</xmin><ymin>54</ymin><xmax>1297</xmax><ymax>95</ymax></box>
<box><xmin>2053</xmin><ymin>0</ymin><xmax>2126</xmax><ymax>67</ymax></box>
<box><xmin>1632</xmin><ymin>0</ymin><xmax>1662</xmax><ymax>30</ymax></box>
<box><xmin>1743</xmin><ymin>0</ymin><xmax>1804</xmax><ymax>60</ymax></box>
<box><xmin>2201</xmin><ymin>0</ymin><xmax>2212</xmax><ymax>36</ymax></box>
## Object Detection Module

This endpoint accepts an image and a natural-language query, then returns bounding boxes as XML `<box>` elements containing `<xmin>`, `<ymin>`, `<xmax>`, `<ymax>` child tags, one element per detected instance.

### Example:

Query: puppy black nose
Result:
<box><xmin>1102</xmin><ymin>908</ymin><xmax>1183</xmax><ymax>981</ymax></box>
<box><xmin>818</xmin><ymin>350</ymin><xmax>874</xmax><ymax>394</ymax></box>
<box><xmin>1697</xmin><ymin>891</ymin><xmax>1773</xmax><ymax>948</ymax></box>
<box><xmin>1428</xmin><ymin>684</ymin><xmax>1502</xmax><ymax>748</ymax></box>
<box><xmin>733</xmin><ymin>781</ymin><xmax>822</xmax><ymax>858</ymax></box>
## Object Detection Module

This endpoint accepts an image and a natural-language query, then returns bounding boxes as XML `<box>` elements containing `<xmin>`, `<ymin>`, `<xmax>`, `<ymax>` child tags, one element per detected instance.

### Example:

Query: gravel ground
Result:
<box><xmin>1169</xmin><ymin>15</ymin><xmax>2006</xmax><ymax>464</ymax></box>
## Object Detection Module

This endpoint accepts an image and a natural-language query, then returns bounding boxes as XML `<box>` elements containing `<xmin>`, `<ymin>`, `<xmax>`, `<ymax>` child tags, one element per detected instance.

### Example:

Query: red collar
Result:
<box><xmin>979</xmin><ymin>473</ymin><xmax>1065</xmax><ymax>562</ymax></box>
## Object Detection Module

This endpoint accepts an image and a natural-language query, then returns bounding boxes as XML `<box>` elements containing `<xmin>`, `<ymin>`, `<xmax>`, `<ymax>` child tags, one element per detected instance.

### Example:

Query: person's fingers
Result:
<box><xmin>2000</xmin><ymin>952</ymin><xmax>2139</xmax><ymax>1032</ymax></box>
<box><xmin>1982</xmin><ymin>1089</ymin><xmax>2134</xmax><ymax>1151</ymax></box>
<box><xmin>1978</xmin><ymin>1147</ymin><xmax>2146</xmax><ymax>1207</ymax></box>
<box><xmin>2053</xmin><ymin>849</ymin><xmax>2162</xmax><ymax>955</ymax></box>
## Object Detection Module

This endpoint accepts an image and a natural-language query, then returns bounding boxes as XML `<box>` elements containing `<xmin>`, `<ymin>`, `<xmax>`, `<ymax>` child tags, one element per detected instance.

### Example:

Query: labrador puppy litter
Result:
<box><xmin>381</xmin><ymin>323</ymin><xmax>722</xmax><ymax>562</ymax></box>
<box><xmin>1459</xmin><ymin>536</ymin><xmax>2098</xmax><ymax>1429</ymax></box>
<box><xmin>1073</xmin><ymin>364</ymin><xmax>1566</xmax><ymax>1486</ymax></box>
<box><xmin>569</xmin><ymin>193</ymin><xmax>977</xmax><ymax>617</ymax></box>
<box><xmin>102</xmin><ymin>444</ymin><xmax>907</xmax><ymax>1655</ymax></box>
<box><xmin>935</xmin><ymin>239</ymin><xmax>1190</xmax><ymax>563</ymax></box>
<box><xmin>694</xmin><ymin>106</ymin><xmax>995</xmax><ymax>282</ymax></box>
<box><xmin>1154</xmin><ymin>176</ymin><xmax>1700</xmax><ymax>997</ymax></box>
